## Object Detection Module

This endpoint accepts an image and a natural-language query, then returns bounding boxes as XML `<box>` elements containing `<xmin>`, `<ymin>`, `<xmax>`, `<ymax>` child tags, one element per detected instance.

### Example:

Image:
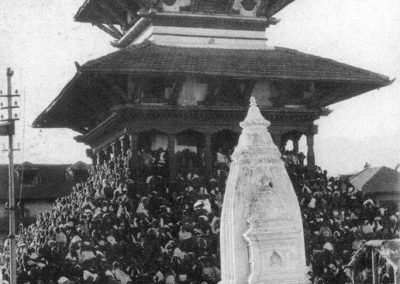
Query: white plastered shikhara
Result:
<box><xmin>220</xmin><ymin>97</ymin><xmax>307</xmax><ymax>284</ymax></box>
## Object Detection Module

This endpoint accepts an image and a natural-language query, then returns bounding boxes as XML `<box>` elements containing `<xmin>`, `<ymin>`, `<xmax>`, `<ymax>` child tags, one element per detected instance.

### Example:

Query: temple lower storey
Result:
<box><xmin>33</xmin><ymin>35</ymin><xmax>391</xmax><ymax>179</ymax></box>
<box><xmin>75</xmin><ymin>104</ymin><xmax>321</xmax><ymax>178</ymax></box>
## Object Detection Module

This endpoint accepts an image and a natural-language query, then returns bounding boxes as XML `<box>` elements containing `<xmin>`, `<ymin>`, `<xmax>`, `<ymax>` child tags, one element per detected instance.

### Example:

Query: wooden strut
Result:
<box><xmin>114</xmin><ymin>0</ymin><xmax>134</xmax><ymax>15</ymax></box>
<box><xmin>73</xmin><ymin>90</ymin><xmax>108</xmax><ymax>125</ymax></box>
<box><xmin>256</xmin><ymin>0</ymin><xmax>270</xmax><ymax>17</ymax></box>
<box><xmin>85</xmin><ymin>77</ymin><xmax>115</xmax><ymax>116</ymax></box>
<box><xmin>97</xmin><ymin>0</ymin><xmax>129</xmax><ymax>30</ymax></box>
<box><xmin>226</xmin><ymin>0</ymin><xmax>235</xmax><ymax>15</ymax></box>
<box><xmin>94</xmin><ymin>22</ymin><xmax>122</xmax><ymax>39</ymax></box>
<box><xmin>91</xmin><ymin>2</ymin><xmax>126</xmax><ymax>34</ymax></box>
<box><xmin>106</xmin><ymin>24</ymin><xmax>124</xmax><ymax>38</ymax></box>
<box><xmin>127</xmin><ymin>75</ymin><xmax>136</xmax><ymax>101</ymax></box>
<box><xmin>68</xmin><ymin>102</ymin><xmax>97</xmax><ymax>132</ymax></box>
<box><xmin>101</xmin><ymin>76</ymin><xmax>131</xmax><ymax>104</ymax></box>
<box><xmin>91</xmin><ymin>8</ymin><xmax>124</xmax><ymax>38</ymax></box>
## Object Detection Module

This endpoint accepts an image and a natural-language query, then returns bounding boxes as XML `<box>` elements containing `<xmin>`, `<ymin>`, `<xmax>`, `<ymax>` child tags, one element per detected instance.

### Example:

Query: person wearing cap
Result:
<box><xmin>9</xmin><ymin>141</ymin><xmax>400</xmax><ymax>284</ymax></box>
<box><xmin>372</xmin><ymin>216</ymin><xmax>383</xmax><ymax>234</ymax></box>
<box><xmin>112</xmin><ymin>261</ymin><xmax>132</xmax><ymax>284</ymax></box>
<box><xmin>165</xmin><ymin>273</ymin><xmax>176</xmax><ymax>284</ymax></box>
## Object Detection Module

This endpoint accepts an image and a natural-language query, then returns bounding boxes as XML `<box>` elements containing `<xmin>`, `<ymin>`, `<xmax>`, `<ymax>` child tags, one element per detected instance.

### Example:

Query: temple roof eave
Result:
<box><xmin>81</xmin><ymin>43</ymin><xmax>391</xmax><ymax>85</ymax></box>
<box><xmin>82</xmin><ymin>69</ymin><xmax>391</xmax><ymax>86</ymax></box>
<box><xmin>74</xmin><ymin>0</ymin><xmax>295</xmax><ymax>29</ymax></box>
<box><xmin>32</xmin><ymin>44</ymin><xmax>392</xmax><ymax>132</ymax></box>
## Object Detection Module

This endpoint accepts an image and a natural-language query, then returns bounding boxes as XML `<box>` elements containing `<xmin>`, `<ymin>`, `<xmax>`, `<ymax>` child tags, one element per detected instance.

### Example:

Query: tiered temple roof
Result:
<box><xmin>33</xmin><ymin>0</ymin><xmax>393</xmax><ymax>170</ymax></box>
<box><xmin>74</xmin><ymin>0</ymin><xmax>294</xmax><ymax>40</ymax></box>
<box><xmin>33</xmin><ymin>42</ymin><xmax>391</xmax><ymax>132</ymax></box>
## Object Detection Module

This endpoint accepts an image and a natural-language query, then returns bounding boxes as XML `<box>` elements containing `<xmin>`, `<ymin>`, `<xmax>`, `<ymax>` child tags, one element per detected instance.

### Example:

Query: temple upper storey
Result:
<box><xmin>75</xmin><ymin>0</ymin><xmax>293</xmax><ymax>47</ymax></box>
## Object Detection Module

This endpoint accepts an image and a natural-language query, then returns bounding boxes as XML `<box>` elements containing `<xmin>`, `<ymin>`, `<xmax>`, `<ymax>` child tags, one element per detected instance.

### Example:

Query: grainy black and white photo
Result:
<box><xmin>0</xmin><ymin>0</ymin><xmax>399</xmax><ymax>283</ymax></box>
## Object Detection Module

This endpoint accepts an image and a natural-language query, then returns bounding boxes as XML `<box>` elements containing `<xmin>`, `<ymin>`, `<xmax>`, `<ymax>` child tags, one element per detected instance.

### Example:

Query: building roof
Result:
<box><xmin>349</xmin><ymin>166</ymin><xmax>400</xmax><ymax>194</ymax></box>
<box><xmin>75</xmin><ymin>0</ymin><xmax>139</xmax><ymax>25</ymax></box>
<box><xmin>83</xmin><ymin>43</ymin><xmax>390</xmax><ymax>84</ymax></box>
<box><xmin>0</xmin><ymin>164</ymin><xmax>73</xmax><ymax>200</ymax></box>
<box><xmin>74</xmin><ymin>0</ymin><xmax>294</xmax><ymax>31</ymax></box>
<box><xmin>32</xmin><ymin>43</ymin><xmax>391</xmax><ymax>132</ymax></box>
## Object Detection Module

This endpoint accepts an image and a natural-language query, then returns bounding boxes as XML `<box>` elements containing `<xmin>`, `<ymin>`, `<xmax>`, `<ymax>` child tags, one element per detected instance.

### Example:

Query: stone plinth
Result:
<box><xmin>220</xmin><ymin>98</ymin><xmax>307</xmax><ymax>284</ymax></box>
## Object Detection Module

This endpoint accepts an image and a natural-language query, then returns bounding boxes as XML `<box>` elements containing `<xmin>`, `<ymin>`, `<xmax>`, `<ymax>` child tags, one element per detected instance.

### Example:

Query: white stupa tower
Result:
<box><xmin>220</xmin><ymin>97</ymin><xmax>307</xmax><ymax>284</ymax></box>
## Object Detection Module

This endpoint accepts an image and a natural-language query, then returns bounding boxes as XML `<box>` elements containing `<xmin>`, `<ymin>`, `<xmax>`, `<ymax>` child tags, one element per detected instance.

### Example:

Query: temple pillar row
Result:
<box><xmin>93</xmin><ymin>124</ymin><xmax>316</xmax><ymax>177</ymax></box>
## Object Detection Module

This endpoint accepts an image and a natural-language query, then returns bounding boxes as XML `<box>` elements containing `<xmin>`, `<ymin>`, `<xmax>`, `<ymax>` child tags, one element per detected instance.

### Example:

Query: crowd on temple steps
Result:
<box><xmin>0</xmin><ymin>147</ymin><xmax>398</xmax><ymax>284</ymax></box>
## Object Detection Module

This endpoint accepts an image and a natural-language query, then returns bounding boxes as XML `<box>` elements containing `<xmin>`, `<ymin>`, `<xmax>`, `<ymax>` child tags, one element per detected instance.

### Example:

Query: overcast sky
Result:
<box><xmin>0</xmin><ymin>0</ymin><xmax>399</xmax><ymax>176</ymax></box>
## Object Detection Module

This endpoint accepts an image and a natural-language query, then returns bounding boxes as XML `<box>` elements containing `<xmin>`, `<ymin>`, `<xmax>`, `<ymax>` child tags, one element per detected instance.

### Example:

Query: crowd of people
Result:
<box><xmin>2</xmin><ymin>150</ymin><xmax>225</xmax><ymax>284</ymax></box>
<box><xmin>0</xmin><ymin>147</ymin><xmax>398</xmax><ymax>283</ymax></box>
<box><xmin>284</xmin><ymin>151</ymin><xmax>400</xmax><ymax>283</ymax></box>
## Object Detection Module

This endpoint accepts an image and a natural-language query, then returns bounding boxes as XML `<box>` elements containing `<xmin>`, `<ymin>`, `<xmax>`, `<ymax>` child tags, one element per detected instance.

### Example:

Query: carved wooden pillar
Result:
<box><xmin>167</xmin><ymin>133</ymin><xmax>176</xmax><ymax>179</ymax></box>
<box><xmin>293</xmin><ymin>136</ymin><xmax>300</xmax><ymax>154</ymax></box>
<box><xmin>92</xmin><ymin>155</ymin><xmax>97</xmax><ymax>166</ymax></box>
<box><xmin>110</xmin><ymin>142</ymin><xmax>116</xmax><ymax>160</ymax></box>
<box><xmin>204</xmin><ymin>132</ymin><xmax>213</xmax><ymax>177</ymax></box>
<box><xmin>96</xmin><ymin>151</ymin><xmax>103</xmax><ymax>166</ymax></box>
<box><xmin>110</xmin><ymin>142</ymin><xmax>117</xmax><ymax>170</ymax></box>
<box><xmin>115</xmin><ymin>139</ymin><xmax>122</xmax><ymax>158</ymax></box>
<box><xmin>129</xmin><ymin>132</ymin><xmax>139</xmax><ymax>178</ymax></box>
<box><xmin>104</xmin><ymin>146</ymin><xmax>111</xmax><ymax>163</ymax></box>
<box><xmin>306</xmin><ymin>133</ymin><xmax>315</xmax><ymax>167</ymax></box>
<box><xmin>86</xmin><ymin>149</ymin><xmax>96</xmax><ymax>166</ymax></box>
<box><xmin>120</xmin><ymin>136</ymin><xmax>127</xmax><ymax>158</ymax></box>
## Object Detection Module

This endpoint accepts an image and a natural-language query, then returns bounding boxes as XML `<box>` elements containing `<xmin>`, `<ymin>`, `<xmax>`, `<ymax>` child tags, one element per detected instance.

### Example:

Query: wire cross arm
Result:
<box><xmin>0</xmin><ymin>118</ymin><xmax>19</xmax><ymax>122</ymax></box>
<box><xmin>1</xmin><ymin>106</ymin><xmax>18</xmax><ymax>110</ymax></box>
<box><xmin>0</xmin><ymin>94</ymin><xmax>20</xmax><ymax>98</ymax></box>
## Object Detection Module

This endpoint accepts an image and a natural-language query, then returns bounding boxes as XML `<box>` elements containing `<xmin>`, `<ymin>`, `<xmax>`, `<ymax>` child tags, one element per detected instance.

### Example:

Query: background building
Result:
<box><xmin>0</xmin><ymin>162</ymin><xmax>75</xmax><ymax>239</ymax></box>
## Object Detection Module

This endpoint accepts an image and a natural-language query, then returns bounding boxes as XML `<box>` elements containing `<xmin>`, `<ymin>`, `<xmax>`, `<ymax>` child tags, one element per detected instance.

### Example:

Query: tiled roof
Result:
<box><xmin>350</xmin><ymin>167</ymin><xmax>400</xmax><ymax>194</ymax></box>
<box><xmin>32</xmin><ymin>43</ymin><xmax>392</xmax><ymax>132</ymax></box>
<box><xmin>0</xmin><ymin>164</ymin><xmax>73</xmax><ymax>200</ymax></box>
<box><xmin>82</xmin><ymin>42</ymin><xmax>390</xmax><ymax>85</ymax></box>
<box><xmin>74</xmin><ymin>0</ymin><xmax>294</xmax><ymax>26</ymax></box>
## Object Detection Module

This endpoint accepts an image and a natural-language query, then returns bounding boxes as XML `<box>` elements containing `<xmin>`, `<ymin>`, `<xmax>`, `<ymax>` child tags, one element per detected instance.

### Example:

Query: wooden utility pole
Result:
<box><xmin>0</xmin><ymin>68</ymin><xmax>20</xmax><ymax>284</ymax></box>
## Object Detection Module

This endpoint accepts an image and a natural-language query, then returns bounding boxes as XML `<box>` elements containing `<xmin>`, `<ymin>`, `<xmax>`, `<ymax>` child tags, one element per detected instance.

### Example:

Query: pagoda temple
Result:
<box><xmin>33</xmin><ymin>0</ymin><xmax>392</xmax><ymax>178</ymax></box>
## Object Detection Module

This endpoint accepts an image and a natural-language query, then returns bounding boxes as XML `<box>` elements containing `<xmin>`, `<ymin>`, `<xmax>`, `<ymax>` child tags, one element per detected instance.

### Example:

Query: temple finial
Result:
<box><xmin>240</xmin><ymin>96</ymin><xmax>270</xmax><ymax>129</ymax></box>
<box><xmin>250</xmin><ymin>97</ymin><xmax>257</xmax><ymax>107</ymax></box>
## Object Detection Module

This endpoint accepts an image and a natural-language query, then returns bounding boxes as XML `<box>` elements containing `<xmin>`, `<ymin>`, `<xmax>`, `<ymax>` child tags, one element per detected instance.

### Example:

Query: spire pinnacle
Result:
<box><xmin>240</xmin><ymin>97</ymin><xmax>271</xmax><ymax>129</ymax></box>
<box><xmin>250</xmin><ymin>96</ymin><xmax>257</xmax><ymax>107</ymax></box>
